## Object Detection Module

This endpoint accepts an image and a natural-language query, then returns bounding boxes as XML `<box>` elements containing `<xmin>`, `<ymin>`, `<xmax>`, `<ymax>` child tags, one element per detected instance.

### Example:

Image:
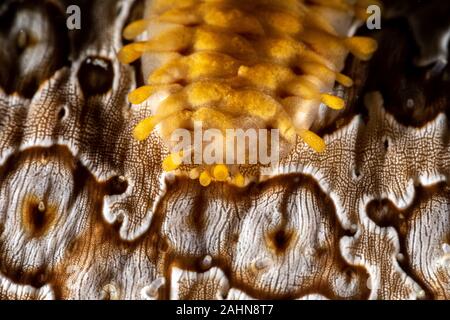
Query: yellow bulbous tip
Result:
<box><xmin>213</xmin><ymin>164</ymin><xmax>229</xmax><ymax>182</ymax></box>
<box><xmin>162</xmin><ymin>152</ymin><xmax>183</xmax><ymax>172</ymax></box>
<box><xmin>199</xmin><ymin>170</ymin><xmax>212</xmax><ymax>187</ymax></box>
<box><xmin>298</xmin><ymin>129</ymin><xmax>326</xmax><ymax>153</ymax></box>
<box><xmin>118</xmin><ymin>44</ymin><xmax>142</xmax><ymax>64</ymax></box>
<box><xmin>321</xmin><ymin>94</ymin><xmax>345</xmax><ymax>110</ymax></box>
<box><xmin>336</xmin><ymin>73</ymin><xmax>354</xmax><ymax>88</ymax></box>
<box><xmin>123</xmin><ymin>19</ymin><xmax>149</xmax><ymax>40</ymax></box>
<box><xmin>345</xmin><ymin>37</ymin><xmax>378</xmax><ymax>61</ymax></box>
<box><xmin>189</xmin><ymin>168</ymin><xmax>200</xmax><ymax>180</ymax></box>
<box><xmin>233</xmin><ymin>172</ymin><xmax>245</xmax><ymax>188</ymax></box>
<box><xmin>133</xmin><ymin>117</ymin><xmax>156</xmax><ymax>141</ymax></box>
<box><xmin>128</xmin><ymin>86</ymin><xmax>154</xmax><ymax>105</ymax></box>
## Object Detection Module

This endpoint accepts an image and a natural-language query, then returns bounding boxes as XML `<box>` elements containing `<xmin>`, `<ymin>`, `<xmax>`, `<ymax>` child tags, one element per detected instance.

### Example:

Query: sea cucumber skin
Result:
<box><xmin>0</xmin><ymin>0</ymin><xmax>449</xmax><ymax>300</ymax></box>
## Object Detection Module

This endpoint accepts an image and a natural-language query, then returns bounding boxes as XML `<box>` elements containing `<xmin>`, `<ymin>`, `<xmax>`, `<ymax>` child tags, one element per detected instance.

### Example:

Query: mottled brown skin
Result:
<box><xmin>0</xmin><ymin>0</ymin><xmax>449</xmax><ymax>300</ymax></box>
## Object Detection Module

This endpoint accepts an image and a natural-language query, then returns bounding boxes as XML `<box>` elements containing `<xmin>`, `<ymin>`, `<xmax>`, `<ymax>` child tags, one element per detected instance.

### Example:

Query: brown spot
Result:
<box><xmin>77</xmin><ymin>57</ymin><xmax>114</xmax><ymax>96</ymax></box>
<box><xmin>21</xmin><ymin>196</ymin><xmax>56</xmax><ymax>237</ymax></box>
<box><xmin>267</xmin><ymin>229</ymin><xmax>295</xmax><ymax>254</ymax></box>
<box><xmin>104</xmin><ymin>175</ymin><xmax>128</xmax><ymax>196</ymax></box>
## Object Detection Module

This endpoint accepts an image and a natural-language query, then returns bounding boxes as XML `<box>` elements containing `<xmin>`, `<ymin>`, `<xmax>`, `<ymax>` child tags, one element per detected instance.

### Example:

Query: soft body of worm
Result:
<box><xmin>119</xmin><ymin>0</ymin><xmax>378</xmax><ymax>187</ymax></box>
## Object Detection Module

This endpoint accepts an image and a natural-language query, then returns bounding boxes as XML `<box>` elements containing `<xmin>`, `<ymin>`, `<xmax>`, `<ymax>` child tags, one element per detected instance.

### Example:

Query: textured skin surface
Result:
<box><xmin>0</xmin><ymin>0</ymin><xmax>449</xmax><ymax>300</ymax></box>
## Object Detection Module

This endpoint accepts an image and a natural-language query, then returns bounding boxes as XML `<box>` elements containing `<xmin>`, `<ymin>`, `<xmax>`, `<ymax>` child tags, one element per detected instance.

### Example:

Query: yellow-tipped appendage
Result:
<box><xmin>162</xmin><ymin>152</ymin><xmax>183</xmax><ymax>172</ymax></box>
<box><xmin>335</xmin><ymin>73</ymin><xmax>354</xmax><ymax>88</ymax></box>
<box><xmin>344</xmin><ymin>37</ymin><xmax>378</xmax><ymax>61</ymax></box>
<box><xmin>133</xmin><ymin>116</ymin><xmax>158</xmax><ymax>141</ymax></box>
<box><xmin>321</xmin><ymin>94</ymin><xmax>345</xmax><ymax>110</ymax></box>
<box><xmin>297</xmin><ymin>129</ymin><xmax>326</xmax><ymax>153</ymax></box>
<box><xmin>232</xmin><ymin>172</ymin><xmax>245</xmax><ymax>188</ymax></box>
<box><xmin>188</xmin><ymin>165</ymin><xmax>244</xmax><ymax>187</ymax></box>
<box><xmin>128</xmin><ymin>86</ymin><xmax>155</xmax><ymax>105</ymax></box>
<box><xmin>189</xmin><ymin>167</ymin><xmax>201</xmax><ymax>180</ymax></box>
<box><xmin>117</xmin><ymin>43</ymin><xmax>143</xmax><ymax>64</ymax></box>
<box><xmin>213</xmin><ymin>164</ymin><xmax>229</xmax><ymax>182</ymax></box>
<box><xmin>123</xmin><ymin>19</ymin><xmax>149</xmax><ymax>40</ymax></box>
<box><xmin>199</xmin><ymin>170</ymin><xmax>212</xmax><ymax>187</ymax></box>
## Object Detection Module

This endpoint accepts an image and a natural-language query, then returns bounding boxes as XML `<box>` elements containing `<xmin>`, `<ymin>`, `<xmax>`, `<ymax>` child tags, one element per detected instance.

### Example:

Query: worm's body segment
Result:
<box><xmin>119</xmin><ymin>0</ymin><xmax>378</xmax><ymax>186</ymax></box>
